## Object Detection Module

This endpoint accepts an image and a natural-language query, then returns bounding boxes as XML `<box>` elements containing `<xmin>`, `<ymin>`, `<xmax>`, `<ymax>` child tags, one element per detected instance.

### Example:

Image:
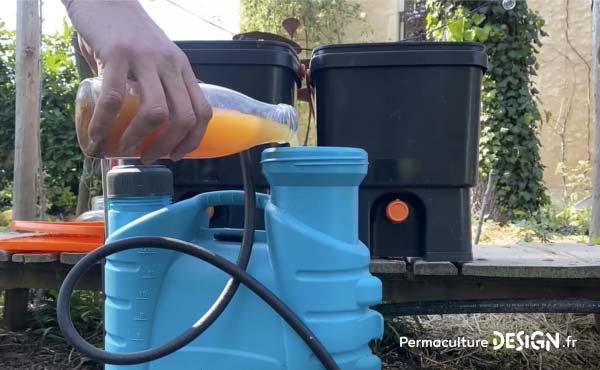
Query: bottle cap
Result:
<box><xmin>106</xmin><ymin>165</ymin><xmax>173</xmax><ymax>197</ymax></box>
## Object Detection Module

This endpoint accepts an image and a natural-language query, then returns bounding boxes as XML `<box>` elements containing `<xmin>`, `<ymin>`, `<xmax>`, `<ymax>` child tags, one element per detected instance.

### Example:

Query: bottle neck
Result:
<box><xmin>106</xmin><ymin>195</ymin><xmax>172</xmax><ymax>234</ymax></box>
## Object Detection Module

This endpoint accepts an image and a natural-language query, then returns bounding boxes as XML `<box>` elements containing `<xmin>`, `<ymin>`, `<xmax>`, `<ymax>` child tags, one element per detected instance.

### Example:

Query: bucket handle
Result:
<box><xmin>195</xmin><ymin>190</ymin><xmax>269</xmax><ymax>211</ymax></box>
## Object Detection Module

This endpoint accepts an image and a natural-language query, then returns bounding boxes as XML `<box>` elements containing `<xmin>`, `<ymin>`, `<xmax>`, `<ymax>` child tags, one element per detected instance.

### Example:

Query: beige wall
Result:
<box><xmin>528</xmin><ymin>0</ymin><xmax>593</xmax><ymax>201</ymax></box>
<box><xmin>345</xmin><ymin>0</ymin><xmax>401</xmax><ymax>42</ymax></box>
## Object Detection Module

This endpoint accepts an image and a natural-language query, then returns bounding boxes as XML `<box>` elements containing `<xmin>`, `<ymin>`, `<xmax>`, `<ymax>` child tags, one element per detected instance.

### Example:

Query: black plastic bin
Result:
<box><xmin>162</xmin><ymin>40</ymin><xmax>300</xmax><ymax>229</ymax></box>
<box><xmin>310</xmin><ymin>42</ymin><xmax>487</xmax><ymax>262</ymax></box>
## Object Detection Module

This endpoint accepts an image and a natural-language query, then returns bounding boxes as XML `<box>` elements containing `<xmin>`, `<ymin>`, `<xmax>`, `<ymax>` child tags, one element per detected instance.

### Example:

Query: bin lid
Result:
<box><xmin>174</xmin><ymin>40</ymin><xmax>300</xmax><ymax>76</ymax></box>
<box><xmin>310</xmin><ymin>42</ymin><xmax>487</xmax><ymax>74</ymax></box>
<box><xmin>11</xmin><ymin>220</ymin><xmax>104</xmax><ymax>237</ymax></box>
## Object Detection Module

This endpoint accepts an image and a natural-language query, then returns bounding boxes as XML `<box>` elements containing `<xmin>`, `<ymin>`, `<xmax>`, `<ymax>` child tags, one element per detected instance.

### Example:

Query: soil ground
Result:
<box><xmin>1</xmin><ymin>311</ymin><xmax>599</xmax><ymax>369</ymax></box>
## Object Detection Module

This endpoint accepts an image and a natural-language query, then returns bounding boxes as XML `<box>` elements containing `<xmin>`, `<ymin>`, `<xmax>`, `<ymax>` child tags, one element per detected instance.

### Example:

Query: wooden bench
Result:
<box><xmin>2</xmin><ymin>240</ymin><xmax>600</xmax><ymax>330</ymax></box>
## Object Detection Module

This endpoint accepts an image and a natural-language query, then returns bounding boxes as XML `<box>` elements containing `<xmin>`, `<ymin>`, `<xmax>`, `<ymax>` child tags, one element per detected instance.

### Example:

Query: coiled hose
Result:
<box><xmin>57</xmin><ymin>151</ymin><xmax>339</xmax><ymax>370</ymax></box>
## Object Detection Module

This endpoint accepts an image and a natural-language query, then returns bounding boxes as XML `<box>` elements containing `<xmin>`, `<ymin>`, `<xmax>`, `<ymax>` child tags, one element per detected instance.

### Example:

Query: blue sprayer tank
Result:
<box><xmin>104</xmin><ymin>147</ymin><xmax>383</xmax><ymax>370</ymax></box>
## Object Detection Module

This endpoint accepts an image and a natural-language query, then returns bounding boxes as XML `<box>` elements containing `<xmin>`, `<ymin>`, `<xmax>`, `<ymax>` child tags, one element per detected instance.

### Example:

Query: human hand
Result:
<box><xmin>65</xmin><ymin>0</ymin><xmax>212</xmax><ymax>163</ymax></box>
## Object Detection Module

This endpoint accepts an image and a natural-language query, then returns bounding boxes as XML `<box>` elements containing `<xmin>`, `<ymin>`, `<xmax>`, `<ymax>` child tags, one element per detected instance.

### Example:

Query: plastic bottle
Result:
<box><xmin>75</xmin><ymin>77</ymin><xmax>298</xmax><ymax>159</ymax></box>
<box><xmin>104</xmin><ymin>165</ymin><xmax>174</xmax><ymax>370</ymax></box>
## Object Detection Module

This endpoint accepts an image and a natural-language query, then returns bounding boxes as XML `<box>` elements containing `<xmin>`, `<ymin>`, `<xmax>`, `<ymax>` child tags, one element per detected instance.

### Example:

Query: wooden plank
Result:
<box><xmin>0</xmin><ymin>262</ymin><xmax>101</xmax><ymax>290</ymax></box>
<box><xmin>379</xmin><ymin>275</ymin><xmax>600</xmax><ymax>303</ymax></box>
<box><xmin>592</xmin><ymin>0</ymin><xmax>600</xmax><ymax>243</ymax></box>
<box><xmin>411</xmin><ymin>259</ymin><xmax>458</xmax><ymax>276</ymax></box>
<box><xmin>60</xmin><ymin>252</ymin><xmax>88</xmax><ymax>265</ymax></box>
<box><xmin>11</xmin><ymin>253</ymin><xmax>59</xmax><ymax>263</ymax></box>
<box><xmin>13</xmin><ymin>0</ymin><xmax>41</xmax><ymax>221</ymax></box>
<box><xmin>0</xmin><ymin>249</ymin><xmax>11</xmax><ymax>262</ymax></box>
<box><xmin>370</xmin><ymin>259</ymin><xmax>406</xmax><ymax>274</ymax></box>
<box><xmin>2</xmin><ymin>288</ymin><xmax>29</xmax><ymax>331</ymax></box>
<box><xmin>464</xmin><ymin>244</ymin><xmax>600</xmax><ymax>279</ymax></box>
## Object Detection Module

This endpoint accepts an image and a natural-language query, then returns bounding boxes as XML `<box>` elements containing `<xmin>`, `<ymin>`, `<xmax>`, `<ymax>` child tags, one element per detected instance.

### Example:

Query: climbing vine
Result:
<box><xmin>426</xmin><ymin>0</ymin><xmax>549</xmax><ymax>220</ymax></box>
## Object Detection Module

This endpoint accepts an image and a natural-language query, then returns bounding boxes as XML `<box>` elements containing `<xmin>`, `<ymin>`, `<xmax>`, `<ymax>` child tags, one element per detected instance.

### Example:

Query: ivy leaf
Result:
<box><xmin>463</xmin><ymin>29</ymin><xmax>476</xmax><ymax>41</ymax></box>
<box><xmin>474</xmin><ymin>25</ymin><xmax>491</xmax><ymax>42</ymax></box>
<box><xmin>425</xmin><ymin>13</ymin><xmax>438</xmax><ymax>28</ymax></box>
<box><xmin>472</xmin><ymin>12</ymin><xmax>486</xmax><ymax>26</ymax></box>
<box><xmin>447</xmin><ymin>18</ymin><xmax>465</xmax><ymax>41</ymax></box>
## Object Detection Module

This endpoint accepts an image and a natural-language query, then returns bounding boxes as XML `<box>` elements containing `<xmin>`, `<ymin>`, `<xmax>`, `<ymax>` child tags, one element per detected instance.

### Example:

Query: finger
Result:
<box><xmin>77</xmin><ymin>36</ymin><xmax>98</xmax><ymax>75</ymax></box>
<box><xmin>120</xmin><ymin>65</ymin><xmax>168</xmax><ymax>157</ymax></box>
<box><xmin>170</xmin><ymin>66</ymin><xmax>212</xmax><ymax>161</ymax></box>
<box><xmin>88</xmin><ymin>60</ymin><xmax>128</xmax><ymax>143</ymax></box>
<box><xmin>140</xmin><ymin>68</ymin><xmax>196</xmax><ymax>163</ymax></box>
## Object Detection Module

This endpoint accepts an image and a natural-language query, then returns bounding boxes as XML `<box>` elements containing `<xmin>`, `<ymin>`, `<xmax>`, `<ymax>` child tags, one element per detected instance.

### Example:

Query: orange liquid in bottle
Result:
<box><xmin>77</xmin><ymin>84</ymin><xmax>296</xmax><ymax>159</ymax></box>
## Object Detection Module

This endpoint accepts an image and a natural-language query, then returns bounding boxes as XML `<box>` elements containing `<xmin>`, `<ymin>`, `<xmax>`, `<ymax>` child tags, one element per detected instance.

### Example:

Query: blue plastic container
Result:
<box><xmin>104</xmin><ymin>147</ymin><xmax>383</xmax><ymax>370</ymax></box>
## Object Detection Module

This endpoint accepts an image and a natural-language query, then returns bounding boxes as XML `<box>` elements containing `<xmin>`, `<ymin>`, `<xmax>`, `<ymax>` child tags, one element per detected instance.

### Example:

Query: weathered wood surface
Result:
<box><xmin>0</xmin><ymin>249</ymin><xmax>11</xmax><ymax>262</ymax></box>
<box><xmin>370</xmin><ymin>259</ymin><xmax>406</xmax><ymax>274</ymax></box>
<box><xmin>60</xmin><ymin>252</ymin><xmax>88</xmax><ymax>265</ymax></box>
<box><xmin>2</xmin><ymin>288</ymin><xmax>29</xmax><ymax>331</ymax></box>
<box><xmin>463</xmin><ymin>244</ymin><xmax>600</xmax><ymax>279</ymax></box>
<box><xmin>13</xmin><ymin>0</ymin><xmax>41</xmax><ymax>221</ymax></box>
<box><xmin>0</xmin><ymin>241</ymin><xmax>599</xmax><ymax>294</ymax></box>
<box><xmin>0</xmin><ymin>241</ymin><xmax>597</xmax><ymax>277</ymax></box>
<box><xmin>12</xmin><ymin>253</ymin><xmax>59</xmax><ymax>263</ymax></box>
<box><xmin>410</xmin><ymin>258</ymin><xmax>458</xmax><ymax>276</ymax></box>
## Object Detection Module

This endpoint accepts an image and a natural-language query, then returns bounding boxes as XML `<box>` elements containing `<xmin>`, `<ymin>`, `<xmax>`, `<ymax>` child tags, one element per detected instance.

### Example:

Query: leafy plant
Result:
<box><xmin>240</xmin><ymin>0</ymin><xmax>367</xmax><ymax>55</ymax></box>
<box><xmin>556</xmin><ymin>160</ymin><xmax>592</xmax><ymax>206</ymax></box>
<box><xmin>426</xmin><ymin>1</ymin><xmax>550</xmax><ymax>221</ymax></box>
<box><xmin>31</xmin><ymin>290</ymin><xmax>103</xmax><ymax>347</ymax></box>
<box><xmin>0</xmin><ymin>21</ymin><xmax>85</xmax><ymax>217</ymax></box>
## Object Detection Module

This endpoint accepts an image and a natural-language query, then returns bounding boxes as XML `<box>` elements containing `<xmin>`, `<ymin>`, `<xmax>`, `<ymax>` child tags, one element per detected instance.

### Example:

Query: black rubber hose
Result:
<box><xmin>58</xmin><ymin>151</ymin><xmax>255</xmax><ymax>365</ymax></box>
<box><xmin>57</xmin><ymin>151</ymin><xmax>339</xmax><ymax>369</ymax></box>
<box><xmin>58</xmin><ymin>236</ymin><xmax>339</xmax><ymax>369</ymax></box>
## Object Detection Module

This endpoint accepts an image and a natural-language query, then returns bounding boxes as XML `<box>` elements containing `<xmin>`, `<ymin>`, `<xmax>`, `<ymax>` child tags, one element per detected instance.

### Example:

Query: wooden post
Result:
<box><xmin>591</xmin><ymin>1</ymin><xmax>600</xmax><ymax>244</ymax></box>
<box><xmin>13</xmin><ymin>0</ymin><xmax>41</xmax><ymax>221</ymax></box>
<box><xmin>398</xmin><ymin>0</ymin><xmax>405</xmax><ymax>41</ymax></box>
<box><xmin>2</xmin><ymin>289</ymin><xmax>29</xmax><ymax>331</ymax></box>
<box><xmin>5</xmin><ymin>0</ymin><xmax>42</xmax><ymax>331</ymax></box>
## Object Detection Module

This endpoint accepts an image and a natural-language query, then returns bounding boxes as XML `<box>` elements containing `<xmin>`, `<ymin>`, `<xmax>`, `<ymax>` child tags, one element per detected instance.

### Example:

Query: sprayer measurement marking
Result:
<box><xmin>131</xmin><ymin>332</ymin><xmax>145</xmax><ymax>342</ymax></box>
<box><xmin>133</xmin><ymin>312</ymin><xmax>148</xmax><ymax>321</ymax></box>
<box><xmin>135</xmin><ymin>290</ymin><xmax>150</xmax><ymax>300</ymax></box>
<box><xmin>141</xmin><ymin>268</ymin><xmax>158</xmax><ymax>279</ymax></box>
<box><xmin>138</xmin><ymin>248</ymin><xmax>158</xmax><ymax>256</ymax></box>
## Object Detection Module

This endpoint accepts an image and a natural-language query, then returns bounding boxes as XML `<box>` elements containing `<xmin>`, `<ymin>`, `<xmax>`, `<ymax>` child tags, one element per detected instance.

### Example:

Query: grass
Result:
<box><xmin>375</xmin><ymin>313</ymin><xmax>600</xmax><ymax>370</ymax></box>
<box><xmin>475</xmin><ymin>220</ymin><xmax>590</xmax><ymax>245</ymax></box>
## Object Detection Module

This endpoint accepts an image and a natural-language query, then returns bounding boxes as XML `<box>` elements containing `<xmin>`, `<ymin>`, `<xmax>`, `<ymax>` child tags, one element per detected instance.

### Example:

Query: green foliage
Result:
<box><xmin>31</xmin><ymin>290</ymin><xmax>103</xmax><ymax>347</ymax></box>
<box><xmin>556</xmin><ymin>160</ymin><xmax>592</xmax><ymax>205</ymax></box>
<box><xmin>514</xmin><ymin>160</ymin><xmax>592</xmax><ymax>243</ymax></box>
<box><xmin>514</xmin><ymin>206</ymin><xmax>591</xmax><ymax>243</ymax></box>
<box><xmin>426</xmin><ymin>1</ymin><xmax>550</xmax><ymax>220</ymax></box>
<box><xmin>0</xmin><ymin>22</ymin><xmax>16</xmax><ymax>210</ymax></box>
<box><xmin>0</xmin><ymin>21</ymin><xmax>83</xmax><ymax>216</ymax></box>
<box><xmin>240</xmin><ymin>0</ymin><xmax>366</xmax><ymax>54</ymax></box>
